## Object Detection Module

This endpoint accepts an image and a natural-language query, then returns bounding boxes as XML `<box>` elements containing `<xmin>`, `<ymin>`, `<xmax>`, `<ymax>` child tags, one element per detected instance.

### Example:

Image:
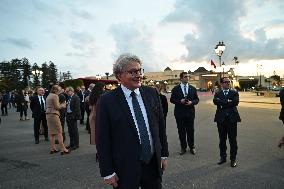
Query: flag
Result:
<box><xmin>211</xmin><ymin>60</ymin><xmax>216</xmax><ymax>69</ymax></box>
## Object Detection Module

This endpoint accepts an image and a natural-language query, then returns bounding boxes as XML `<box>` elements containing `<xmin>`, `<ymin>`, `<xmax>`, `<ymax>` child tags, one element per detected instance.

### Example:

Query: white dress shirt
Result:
<box><xmin>37</xmin><ymin>95</ymin><xmax>45</xmax><ymax>109</ymax></box>
<box><xmin>121</xmin><ymin>84</ymin><xmax>154</xmax><ymax>153</ymax></box>
<box><xmin>104</xmin><ymin>85</ymin><xmax>158</xmax><ymax>180</ymax></box>
<box><xmin>180</xmin><ymin>83</ymin><xmax>188</xmax><ymax>97</ymax></box>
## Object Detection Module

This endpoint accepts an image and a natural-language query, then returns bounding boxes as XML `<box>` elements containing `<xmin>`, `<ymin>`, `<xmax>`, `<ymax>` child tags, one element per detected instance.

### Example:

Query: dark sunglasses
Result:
<box><xmin>222</xmin><ymin>81</ymin><xmax>230</xmax><ymax>84</ymax></box>
<box><xmin>126</xmin><ymin>68</ymin><xmax>142</xmax><ymax>76</ymax></box>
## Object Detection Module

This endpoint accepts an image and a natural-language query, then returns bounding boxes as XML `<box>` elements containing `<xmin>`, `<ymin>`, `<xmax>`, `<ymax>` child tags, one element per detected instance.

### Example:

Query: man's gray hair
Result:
<box><xmin>113</xmin><ymin>53</ymin><xmax>142</xmax><ymax>79</ymax></box>
<box><xmin>66</xmin><ymin>86</ymin><xmax>74</xmax><ymax>92</ymax></box>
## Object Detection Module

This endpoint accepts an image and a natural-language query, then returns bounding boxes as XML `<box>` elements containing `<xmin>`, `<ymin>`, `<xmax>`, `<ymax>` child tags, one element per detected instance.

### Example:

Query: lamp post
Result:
<box><xmin>257</xmin><ymin>64</ymin><xmax>262</xmax><ymax>87</ymax></box>
<box><xmin>214</xmin><ymin>41</ymin><xmax>226</xmax><ymax>82</ymax></box>
<box><xmin>221</xmin><ymin>62</ymin><xmax>225</xmax><ymax>77</ymax></box>
<box><xmin>32</xmin><ymin>68</ymin><xmax>43</xmax><ymax>86</ymax></box>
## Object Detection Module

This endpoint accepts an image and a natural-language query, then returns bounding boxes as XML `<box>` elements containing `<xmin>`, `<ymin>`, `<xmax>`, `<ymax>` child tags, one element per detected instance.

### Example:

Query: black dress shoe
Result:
<box><xmin>217</xmin><ymin>158</ymin><xmax>227</xmax><ymax>165</ymax></box>
<box><xmin>231</xmin><ymin>160</ymin><xmax>237</xmax><ymax>167</ymax></box>
<box><xmin>190</xmin><ymin>148</ymin><xmax>196</xmax><ymax>155</ymax></box>
<box><xmin>179</xmin><ymin>149</ymin><xmax>186</xmax><ymax>155</ymax></box>
<box><xmin>66</xmin><ymin>145</ymin><xmax>71</xmax><ymax>149</ymax></box>
<box><xmin>50</xmin><ymin>149</ymin><xmax>59</xmax><ymax>154</ymax></box>
<box><xmin>61</xmin><ymin>150</ymin><xmax>70</xmax><ymax>155</ymax></box>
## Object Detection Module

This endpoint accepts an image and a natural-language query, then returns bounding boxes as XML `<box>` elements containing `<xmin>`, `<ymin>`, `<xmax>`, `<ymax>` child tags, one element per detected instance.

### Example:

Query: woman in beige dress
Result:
<box><xmin>46</xmin><ymin>85</ymin><xmax>69</xmax><ymax>155</ymax></box>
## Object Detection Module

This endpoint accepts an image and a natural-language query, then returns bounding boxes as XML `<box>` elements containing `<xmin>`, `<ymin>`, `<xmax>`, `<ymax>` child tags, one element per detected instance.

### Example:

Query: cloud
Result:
<box><xmin>162</xmin><ymin>0</ymin><xmax>284</xmax><ymax>64</ymax></box>
<box><xmin>2</xmin><ymin>37</ymin><xmax>33</xmax><ymax>49</ymax></box>
<box><xmin>66</xmin><ymin>31</ymin><xmax>97</xmax><ymax>57</ymax></box>
<box><xmin>71</xmin><ymin>9</ymin><xmax>94</xmax><ymax>20</ymax></box>
<box><xmin>109</xmin><ymin>22</ymin><xmax>161</xmax><ymax>72</ymax></box>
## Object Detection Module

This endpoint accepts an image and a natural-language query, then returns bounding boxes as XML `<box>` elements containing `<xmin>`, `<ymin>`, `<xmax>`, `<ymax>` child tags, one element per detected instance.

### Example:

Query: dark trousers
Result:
<box><xmin>85</xmin><ymin>110</ymin><xmax>90</xmax><ymax>132</ymax></box>
<box><xmin>116</xmin><ymin>156</ymin><xmax>162</xmax><ymax>189</ymax></box>
<box><xmin>59</xmin><ymin>113</ymin><xmax>66</xmax><ymax>141</ymax></box>
<box><xmin>66</xmin><ymin>114</ymin><xmax>79</xmax><ymax>148</ymax></box>
<box><xmin>20</xmin><ymin>109</ymin><xmax>27</xmax><ymax>118</ymax></box>
<box><xmin>175</xmin><ymin>117</ymin><xmax>195</xmax><ymax>150</ymax></box>
<box><xmin>80</xmin><ymin>103</ymin><xmax>85</xmax><ymax>124</ymax></box>
<box><xmin>1</xmin><ymin>103</ymin><xmax>8</xmax><ymax>115</ymax></box>
<box><xmin>217</xmin><ymin>117</ymin><xmax>238</xmax><ymax>160</ymax></box>
<box><xmin>33</xmin><ymin>113</ymin><xmax>48</xmax><ymax>141</ymax></box>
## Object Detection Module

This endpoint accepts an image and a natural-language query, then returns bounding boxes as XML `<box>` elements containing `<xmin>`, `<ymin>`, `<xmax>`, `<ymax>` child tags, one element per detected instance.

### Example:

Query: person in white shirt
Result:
<box><xmin>170</xmin><ymin>72</ymin><xmax>199</xmax><ymax>155</ymax></box>
<box><xmin>96</xmin><ymin>53</ymin><xmax>168</xmax><ymax>189</ymax></box>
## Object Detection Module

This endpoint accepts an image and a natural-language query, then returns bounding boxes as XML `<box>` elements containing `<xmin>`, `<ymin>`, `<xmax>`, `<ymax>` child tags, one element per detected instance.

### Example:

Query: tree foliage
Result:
<box><xmin>0</xmin><ymin>58</ymin><xmax>59</xmax><ymax>91</ymax></box>
<box><xmin>63</xmin><ymin>79</ymin><xmax>83</xmax><ymax>90</ymax></box>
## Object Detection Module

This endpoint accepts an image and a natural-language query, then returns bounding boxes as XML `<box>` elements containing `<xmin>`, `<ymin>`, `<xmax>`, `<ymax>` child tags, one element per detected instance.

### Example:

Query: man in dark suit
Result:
<box><xmin>96</xmin><ymin>54</ymin><xmax>169</xmax><ymax>189</ymax></box>
<box><xmin>84</xmin><ymin>83</ymin><xmax>95</xmax><ymax>133</ymax></box>
<box><xmin>30</xmin><ymin>87</ymin><xmax>48</xmax><ymax>144</ymax></box>
<box><xmin>170</xmin><ymin>72</ymin><xmax>199</xmax><ymax>155</ymax></box>
<box><xmin>77</xmin><ymin>86</ymin><xmax>85</xmax><ymax>125</ymax></box>
<box><xmin>65</xmin><ymin>87</ymin><xmax>81</xmax><ymax>150</ymax></box>
<box><xmin>213</xmin><ymin>77</ymin><xmax>241</xmax><ymax>167</ymax></box>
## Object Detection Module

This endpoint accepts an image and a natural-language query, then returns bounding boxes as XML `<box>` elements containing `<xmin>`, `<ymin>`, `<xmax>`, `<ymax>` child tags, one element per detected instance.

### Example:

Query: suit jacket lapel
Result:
<box><xmin>139</xmin><ymin>87</ymin><xmax>157</xmax><ymax>140</ymax></box>
<box><xmin>186</xmin><ymin>85</ymin><xmax>191</xmax><ymax>99</ymax></box>
<box><xmin>179</xmin><ymin>85</ymin><xmax>184</xmax><ymax>97</ymax></box>
<box><xmin>115</xmin><ymin>87</ymin><xmax>140</xmax><ymax>142</ymax></box>
<box><xmin>139</xmin><ymin>87</ymin><xmax>153</xmax><ymax>127</ymax></box>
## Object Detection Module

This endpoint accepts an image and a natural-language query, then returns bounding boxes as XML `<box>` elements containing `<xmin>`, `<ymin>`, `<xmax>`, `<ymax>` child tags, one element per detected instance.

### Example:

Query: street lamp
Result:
<box><xmin>221</xmin><ymin>62</ymin><xmax>225</xmax><ymax>77</ymax></box>
<box><xmin>32</xmin><ymin>68</ymin><xmax>43</xmax><ymax>86</ymax></box>
<box><xmin>215</xmin><ymin>41</ymin><xmax>226</xmax><ymax>82</ymax></box>
<box><xmin>257</xmin><ymin>64</ymin><xmax>262</xmax><ymax>87</ymax></box>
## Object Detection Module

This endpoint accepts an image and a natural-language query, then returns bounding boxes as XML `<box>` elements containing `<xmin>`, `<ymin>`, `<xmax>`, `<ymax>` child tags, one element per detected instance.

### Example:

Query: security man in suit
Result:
<box><xmin>96</xmin><ymin>53</ymin><xmax>169</xmax><ymax>189</ymax></box>
<box><xmin>213</xmin><ymin>77</ymin><xmax>241</xmax><ymax>167</ymax></box>
<box><xmin>65</xmin><ymin>86</ymin><xmax>81</xmax><ymax>150</ymax></box>
<box><xmin>30</xmin><ymin>87</ymin><xmax>49</xmax><ymax>144</ymax></box>
<box><xmin>170</xmin><ymin>72</ymin><xmax>199</xmax><ymax>155</ymax></box>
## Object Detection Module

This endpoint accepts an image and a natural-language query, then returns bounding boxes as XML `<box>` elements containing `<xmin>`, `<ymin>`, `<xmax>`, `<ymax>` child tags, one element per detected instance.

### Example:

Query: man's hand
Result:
<box><xmin>161</xmin><ymin>159</ymin><xmax>168</xmax><ymax>171</ymax></box>
<box><xmin>185</xmin><ymin>100</ymin><xmax>193</xmax><ymax>106</ymax></box>
<box><xmin>104</xmin><ymin>174</ymin><xmax>119</xmax><ymax>188</ymax></box>
<box><xmin>181</xmin><ymin>99</ymin><xmax>187</xmax><ymax>104</ymax></box>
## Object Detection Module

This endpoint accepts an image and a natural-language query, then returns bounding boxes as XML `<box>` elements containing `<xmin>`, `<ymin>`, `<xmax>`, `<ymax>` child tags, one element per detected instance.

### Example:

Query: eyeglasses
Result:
<box><xmin>222</xmin><ymin>81</ymin><xmax>230</xmax><ymax>84</ymax></box>
<box><xmin>125</xmin><ymin>68</ymin><xmax>142</xmax><ymax>76</ymax></box>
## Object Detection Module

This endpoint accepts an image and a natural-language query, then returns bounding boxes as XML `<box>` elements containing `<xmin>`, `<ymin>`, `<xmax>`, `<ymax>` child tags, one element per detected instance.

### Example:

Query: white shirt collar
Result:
<box><xmin>180</xmin><ymin>83</ymin><xmax>188</xmax><ymax>87</ymax></box>
<box><xmin>121</xmin><ymin>84</ymin><xmax>140</xmax><ymax>98</ymax></box>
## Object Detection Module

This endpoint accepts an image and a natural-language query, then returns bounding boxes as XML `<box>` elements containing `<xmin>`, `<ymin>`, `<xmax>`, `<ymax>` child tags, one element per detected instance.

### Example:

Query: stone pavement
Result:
<box><xmin>1</xmin><ymin>94</ymin><xmax>284</xmax><ymax>189</ymax></box>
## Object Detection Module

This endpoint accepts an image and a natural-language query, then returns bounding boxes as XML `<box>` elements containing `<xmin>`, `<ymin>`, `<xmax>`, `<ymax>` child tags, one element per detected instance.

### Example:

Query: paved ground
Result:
<box><xmin>0</xmin><ymin>92</ymin><xmax>284</xmax><ymax>189</ymax></box>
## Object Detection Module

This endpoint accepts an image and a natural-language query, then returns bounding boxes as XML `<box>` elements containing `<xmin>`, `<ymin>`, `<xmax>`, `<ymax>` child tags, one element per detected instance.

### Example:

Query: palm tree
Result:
<box><xmin>105</xmin><ymin>72</ymin><xmax>109</xmax><ymax>80</ymax></box>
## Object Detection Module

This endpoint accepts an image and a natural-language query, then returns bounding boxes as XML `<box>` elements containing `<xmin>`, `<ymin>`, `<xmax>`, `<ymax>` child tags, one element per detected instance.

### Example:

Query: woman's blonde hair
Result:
<box><xmin>50</xmin><ymin>85</ymin><xmax>61</xmax><ymax>93</ymax></box>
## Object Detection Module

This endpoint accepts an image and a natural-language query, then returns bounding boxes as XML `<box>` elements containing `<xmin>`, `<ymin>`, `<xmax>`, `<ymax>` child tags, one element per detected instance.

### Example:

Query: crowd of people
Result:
<box><xmin>0</xmin><ymin>82</ymin><xmax>106</xmax><ymax>155</ymax></box>
<box><xmin>0</xmin><ymin>53</ymin><xmax>283</xmax><ymax>189</ymax></box>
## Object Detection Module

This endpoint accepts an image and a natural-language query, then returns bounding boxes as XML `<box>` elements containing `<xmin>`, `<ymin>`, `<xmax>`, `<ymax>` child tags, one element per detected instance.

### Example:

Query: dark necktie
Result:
<box><xmin>184</xmin><ymin>85</ymin><xmax>188</xmax><ymax>97</ymax></box>
<box><xmin>40</xmin><ymin>96</ymin><xmax>44</xmax><ymax>111</ymax></box>
<box><xmin>131</xmin><ymin>91</ymin><xmax>152</xmax><ymax>164</ymax></box>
